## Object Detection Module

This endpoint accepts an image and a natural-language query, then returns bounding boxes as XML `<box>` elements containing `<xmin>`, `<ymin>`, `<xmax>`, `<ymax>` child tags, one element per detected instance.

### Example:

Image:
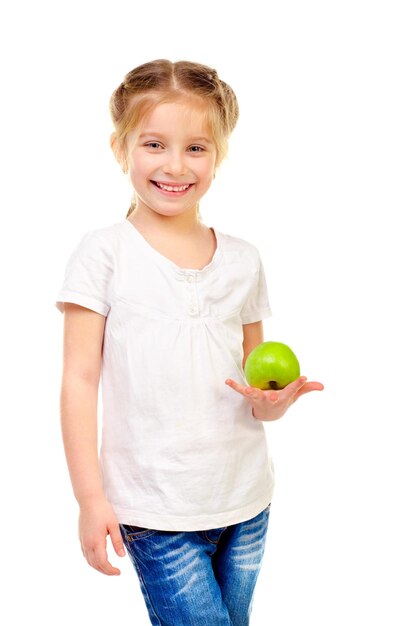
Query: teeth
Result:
<box><xmin>156</xmin><ymin>182</ymin><xmax>190</xmax><ymax>192</ymax></box>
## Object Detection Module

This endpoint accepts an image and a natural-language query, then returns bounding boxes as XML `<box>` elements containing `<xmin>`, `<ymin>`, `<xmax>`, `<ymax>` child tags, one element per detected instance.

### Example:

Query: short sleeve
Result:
<box><xmin>55</xmin><ymin>230</ymin><xmax>113</xmax><ymax>316</ymax></box>
<box><xmin>240</xmin><ymin>250</ymin><xmax>273</xmax><ymax>324</ymax></box>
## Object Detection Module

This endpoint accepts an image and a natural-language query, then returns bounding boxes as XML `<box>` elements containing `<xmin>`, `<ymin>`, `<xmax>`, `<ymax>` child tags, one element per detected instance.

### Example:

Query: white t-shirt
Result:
<box><xmin>55</xmin><ymin>219</ymin><xmax>275</xmax><ymax>531</ymax></box>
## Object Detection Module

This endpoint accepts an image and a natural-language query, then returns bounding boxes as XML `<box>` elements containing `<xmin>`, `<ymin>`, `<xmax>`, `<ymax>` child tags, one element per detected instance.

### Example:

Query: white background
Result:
<box><xmin>1</xmin><ymin>1</ymin><xmax>414</xmax><ymax>624</ymax></box>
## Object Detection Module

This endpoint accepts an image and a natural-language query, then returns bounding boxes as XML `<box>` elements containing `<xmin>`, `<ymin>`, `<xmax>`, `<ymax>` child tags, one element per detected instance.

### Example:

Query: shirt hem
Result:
<box><xmin>240</xmin><ymin>307</ymin><xmax>273</xmax><ymax>325</ymax></box>
<box><xmin>112</xmin><ymin>486</ymin><xmax>275</xmax><ymax>532</ymax></box>
<box><xmin>55</xmin><ymin>291</ymin><xmax>110</xmax><ymax>316</ymax></box>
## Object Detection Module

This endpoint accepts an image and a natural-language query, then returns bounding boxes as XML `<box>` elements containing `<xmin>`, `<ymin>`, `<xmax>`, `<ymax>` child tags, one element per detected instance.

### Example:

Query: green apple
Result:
<box><xmin>244</xmin><ymin>341</ymin><xmax>301</xmax><ymax>390</ymax></box>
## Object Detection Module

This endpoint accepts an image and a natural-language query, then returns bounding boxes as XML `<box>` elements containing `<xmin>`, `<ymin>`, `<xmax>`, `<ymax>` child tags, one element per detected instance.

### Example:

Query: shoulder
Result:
<box><xmin>83</xmin><ymin>219</ymin><xmax>125</xmax><ymax>243</ymax></box>
<box><xmin>72</xmin><ymin>220</ymin><xmax>126</xmax><ymax>256</ymax></box>
<box><xmin>216</xmin><ymin>228</ymin><xmax>262</xmax><ymax>265</ymax></box>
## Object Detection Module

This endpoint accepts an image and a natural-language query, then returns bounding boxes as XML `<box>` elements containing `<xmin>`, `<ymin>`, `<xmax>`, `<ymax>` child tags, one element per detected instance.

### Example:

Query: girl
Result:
<box><xmin>56</xmin><ymin>59</ymin><xmax>323</xmax><ymax>626</ymax></box>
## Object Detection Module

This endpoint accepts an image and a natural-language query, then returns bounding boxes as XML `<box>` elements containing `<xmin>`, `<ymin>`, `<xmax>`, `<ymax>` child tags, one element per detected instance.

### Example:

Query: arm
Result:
<box><xmin>242</xmin><ymin>320</ymin><xmax>264</xmax><ymax>370</ymax></box>
<box><xmin>60</xmin><ymin>303</ymin><xmax>125</xmax><ymax>575</ymax></box>
<box><xmin>226</xmin><ymin>320</ymin><xmax>324</xmax><ymax>421</ymax></box>
<box><xmin>60</xmin><ymin>303</ymin><xmax>106</xmax><ymax>504</ymax></box>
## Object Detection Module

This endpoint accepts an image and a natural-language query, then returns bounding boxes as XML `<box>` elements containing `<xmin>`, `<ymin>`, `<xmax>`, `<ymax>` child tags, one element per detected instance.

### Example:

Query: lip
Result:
<box><xmin>150</xmin><ymin>180</ymin><xmax>194</xmax><ymax>197</ymax></box>
<box><xmin>151</xmin><ymin>181</ymin><xmax>194</xmax><ymax>186</ymax></box>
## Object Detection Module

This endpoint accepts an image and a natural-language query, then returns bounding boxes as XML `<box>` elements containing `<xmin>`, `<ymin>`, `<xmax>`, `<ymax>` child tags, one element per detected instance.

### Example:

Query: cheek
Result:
<box><xmin>197</xmin><ymin>158</ymin><xmax>216</xmax><ymax>181</ymax></box>
<box><xmin>129</xmin><ymin>146</ymin><xmax>158</xmax><ymax>169</ymax></box>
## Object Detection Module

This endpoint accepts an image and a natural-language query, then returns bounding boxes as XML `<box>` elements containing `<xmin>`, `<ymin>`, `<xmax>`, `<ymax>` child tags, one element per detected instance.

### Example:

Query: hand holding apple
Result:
<box><xmin>225</xmin><ymin>341</ymin><xmax>324</xmax><ymax>422</ymax></box>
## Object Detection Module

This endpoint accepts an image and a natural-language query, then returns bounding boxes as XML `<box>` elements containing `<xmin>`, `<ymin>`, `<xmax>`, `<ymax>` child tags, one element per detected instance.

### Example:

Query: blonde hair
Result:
<box><xmin>109</xmin><ymin>59</ymin><xmax>239</xmax><ymax>218</ymax></box>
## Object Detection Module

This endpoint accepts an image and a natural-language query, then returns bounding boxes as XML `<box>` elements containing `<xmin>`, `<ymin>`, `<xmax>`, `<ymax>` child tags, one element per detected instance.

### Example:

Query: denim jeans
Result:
<box><xmin>119</xmin><ymin>503</ymin><xmax>271</xmax><ymax>626</ymax></box>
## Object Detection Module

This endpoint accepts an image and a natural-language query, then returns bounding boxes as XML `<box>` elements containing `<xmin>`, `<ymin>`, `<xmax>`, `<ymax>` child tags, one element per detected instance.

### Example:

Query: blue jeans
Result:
<box><xmin>119</xmin><ymin>503</ymin><xmax>271</xmax><ymax>625</ymax></box>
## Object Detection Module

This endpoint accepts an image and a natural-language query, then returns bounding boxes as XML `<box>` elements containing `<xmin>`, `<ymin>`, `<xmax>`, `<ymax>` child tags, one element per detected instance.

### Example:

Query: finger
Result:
<box><xmin>225</xmin><ymin>378</ymin><xmax>243</xmax><ymax>392</ymax></box>
<box><xmin>109</xmin><ymin>523</ymin><xmax>126</xmax><ymax>557</ymax></box>
<box><xmin>269</xmin><ymin>391</ymin><xmax>279</xmax><ymax>403</ymax></box>
<box><xmin>293</xmin><ymin>375</ymin><xmax>308</xmax><ymax>388</ymax></box>
<box><xmin>225</xmin><ymin>378</ymin><xmax>261</xmax><ymax>399</ymax></box>
<box><xmin>312</xmin><ymin>381</ymin><xmax>324</xmax><ymax>391</ymax></box>
<box><xmin>273</xmin><ymin>376</ymin><xmax>307</xmax><ymax>406</ymax></box>
<box><xmin>79</xmin><ymin>539</ymin><xmax>86</xmax><ymax>558</ymax></box>
<box><xmin>263</xmin><ymin>389</ymin><xmax>279</xmax><ymax>403</ymax></box>
<box><xmin>92</xmin><ymin>550</ymin><xmax>121</xmax><ymax>576</ymax></box>
<box><xmin>279</xmin><ymin>376</ymin><xmax>308</xmax><ymax>398</ymax></box>
<box><xmin>244</xmin><ymin>386</ymin><xmax>264</xmax><ymax>400</ymax></box>
<box><xmin>87</xmin><ymin>542</ymin><xmax>121</xmax><ymax>576</ymax></box>
<box><xmin>293</xmin><ymin>381</ymin><xmax>325</xmax><ymax>400</ymax></box>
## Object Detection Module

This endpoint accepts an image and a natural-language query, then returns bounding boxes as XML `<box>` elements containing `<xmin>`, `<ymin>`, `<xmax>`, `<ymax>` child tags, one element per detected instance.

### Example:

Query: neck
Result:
<box><xmin>129</xmin><ymin>202</ymin><xmax>204</xmax><ymax>237</ymax></box>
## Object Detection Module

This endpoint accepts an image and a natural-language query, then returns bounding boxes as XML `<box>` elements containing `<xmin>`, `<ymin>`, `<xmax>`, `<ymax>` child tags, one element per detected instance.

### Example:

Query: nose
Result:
<box><xmin>162</xmin><ymin>149</ymin><xmax>187</xmax><ymax>177</ymax></box>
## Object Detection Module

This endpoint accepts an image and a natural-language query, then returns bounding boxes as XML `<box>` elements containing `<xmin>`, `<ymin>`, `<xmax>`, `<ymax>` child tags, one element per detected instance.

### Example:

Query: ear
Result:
<box><xmin>110</xmin><ymin>132</ymin><xmax>128</xmax><ymax>173</ymax></box>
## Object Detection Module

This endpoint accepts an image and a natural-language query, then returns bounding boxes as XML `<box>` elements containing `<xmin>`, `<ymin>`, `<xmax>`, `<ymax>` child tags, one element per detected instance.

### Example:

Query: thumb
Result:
<box><xmin>109</xmin><ymin>523</ymin><xmax>126</xmax><ymax>557</ymax></box>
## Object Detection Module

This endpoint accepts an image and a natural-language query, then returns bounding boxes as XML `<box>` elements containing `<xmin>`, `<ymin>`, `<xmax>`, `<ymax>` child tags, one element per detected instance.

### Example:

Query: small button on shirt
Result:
<box><xmin>55</xmin><ymin>219</ymin><xmax>275</xmax><ymax>531</ymax></box>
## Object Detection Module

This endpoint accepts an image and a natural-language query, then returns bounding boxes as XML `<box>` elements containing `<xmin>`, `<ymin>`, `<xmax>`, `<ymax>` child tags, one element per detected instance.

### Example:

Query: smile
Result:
<box><xmin>152</xmin><ymin>181</ymin><xmax>193</xmax><ymax>192</ymax></box>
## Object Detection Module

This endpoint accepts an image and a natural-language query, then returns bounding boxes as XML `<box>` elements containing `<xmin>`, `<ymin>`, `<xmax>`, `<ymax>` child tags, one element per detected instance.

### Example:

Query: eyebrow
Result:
<box><xmin>139</xmin><ymin>132</ymin><xmax>213</xmax><ymax>144</ymax></box>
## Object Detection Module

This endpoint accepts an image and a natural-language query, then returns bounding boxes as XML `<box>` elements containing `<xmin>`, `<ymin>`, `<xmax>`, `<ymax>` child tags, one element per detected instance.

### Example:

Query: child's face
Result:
<box><xmin>125</xmin><ymin>101</ymin><xmax>217</xmax><ymax>219</ymax></box>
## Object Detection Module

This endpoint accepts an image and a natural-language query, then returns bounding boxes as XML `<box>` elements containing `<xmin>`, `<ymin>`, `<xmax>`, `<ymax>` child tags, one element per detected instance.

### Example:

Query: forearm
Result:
<box><xmin>60</xmin><ymin>376</ymin><xmax>105</xmax><ymax>507</ymax></box>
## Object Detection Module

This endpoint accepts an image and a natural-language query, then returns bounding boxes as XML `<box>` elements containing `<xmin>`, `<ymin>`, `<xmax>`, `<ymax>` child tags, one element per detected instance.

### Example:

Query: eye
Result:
<box><xmin>188</xmin><ymin>145</ymin><xmax>205</xmax><ymax>153</ymax></box>
<box><xmin>145</xmin><ymin>142</ymin><xmax>162</xmax><ymax>149</ymax></box>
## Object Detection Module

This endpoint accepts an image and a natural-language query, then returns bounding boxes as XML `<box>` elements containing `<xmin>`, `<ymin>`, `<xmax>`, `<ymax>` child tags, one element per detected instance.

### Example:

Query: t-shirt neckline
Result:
<box><xmin>122</xmin><ymin>218</ymin><xmax>223</xmax><ymax>276</ymax></box>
